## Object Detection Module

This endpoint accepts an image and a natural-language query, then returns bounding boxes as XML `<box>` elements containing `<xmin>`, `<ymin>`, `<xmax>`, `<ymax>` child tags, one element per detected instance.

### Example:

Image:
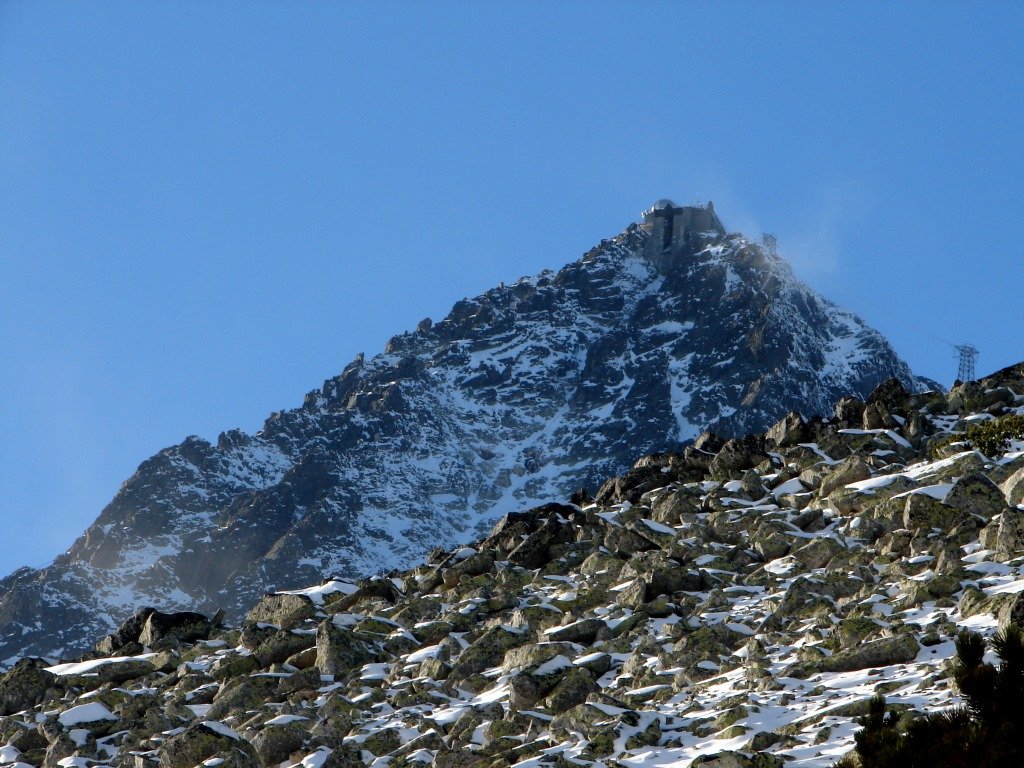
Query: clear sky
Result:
<box><xmin>1</xmin><ymin>2</ymin><xmax>1022</xmax><ymax>575</ymax></box>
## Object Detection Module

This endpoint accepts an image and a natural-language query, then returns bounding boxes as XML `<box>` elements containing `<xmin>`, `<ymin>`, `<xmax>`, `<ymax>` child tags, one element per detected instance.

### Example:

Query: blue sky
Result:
<box><xmin>1</xmin><ymin>2</ymin><xmax>1022</xmax><ymax>575</ymax></box>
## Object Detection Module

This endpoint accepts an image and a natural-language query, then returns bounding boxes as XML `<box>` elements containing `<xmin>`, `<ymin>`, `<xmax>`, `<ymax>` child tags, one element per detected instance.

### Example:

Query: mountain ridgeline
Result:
<box><xmin>0</xmin><ymin>200</ymin><xmax>930</xmax><ymax>663</ymax></box>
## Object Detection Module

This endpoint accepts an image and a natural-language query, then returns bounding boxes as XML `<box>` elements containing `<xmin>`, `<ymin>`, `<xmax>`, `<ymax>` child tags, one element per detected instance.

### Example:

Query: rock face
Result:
<box><xmin>0</xmin><ymin>203</ymin><xmax>932</xmax><ymax>663</ymax></box>
<box><xmin>0</xmin><ymin>366</ymin><xmax>1022</xmax><ymax>767</ymax></box>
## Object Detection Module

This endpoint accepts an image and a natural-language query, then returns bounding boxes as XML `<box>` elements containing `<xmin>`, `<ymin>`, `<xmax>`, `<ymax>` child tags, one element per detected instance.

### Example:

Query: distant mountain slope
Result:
<box><xmin>0</xmin><ymin>201</ymin><xmax>931</xmax><ymax>663</ymax></box>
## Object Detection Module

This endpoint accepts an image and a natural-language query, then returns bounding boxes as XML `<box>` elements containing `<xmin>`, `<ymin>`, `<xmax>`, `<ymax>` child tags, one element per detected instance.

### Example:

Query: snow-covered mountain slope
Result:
<box><xmin>0</xmin><ymin>202</ymin><xmax>931</xmax><ymax>664</ymax></box>
<box><xmin>2</xmin><ymin>364</ymin><xmax>1023</xmax><ymax>768</ymax></box>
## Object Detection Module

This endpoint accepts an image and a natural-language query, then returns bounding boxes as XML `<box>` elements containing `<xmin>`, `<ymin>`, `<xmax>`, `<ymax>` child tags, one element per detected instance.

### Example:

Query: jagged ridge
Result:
<box><xmin>0</xmin><ymin>205</ymin><xmax>930</xmax><ymax>664</ymax></box>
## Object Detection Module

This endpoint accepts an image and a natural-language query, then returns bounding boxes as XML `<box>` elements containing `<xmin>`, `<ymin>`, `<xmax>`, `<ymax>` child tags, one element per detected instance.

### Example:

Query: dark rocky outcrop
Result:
<box><xmin>0</xmin><ymin>659</ymin><xmax>56</xmax><ymax>716</ymax></box>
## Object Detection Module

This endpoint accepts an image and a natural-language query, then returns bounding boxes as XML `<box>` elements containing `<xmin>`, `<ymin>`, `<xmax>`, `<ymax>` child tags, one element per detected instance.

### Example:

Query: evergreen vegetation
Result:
<box><xmin>835</xmin><ymin>626</ymin><xmax>1024</xmax><ymax>768</ymax></box>
<box><xmin>966</xmin><ymin>413</ymin><xmax>1024</xmax><ymax>457</ymax></box>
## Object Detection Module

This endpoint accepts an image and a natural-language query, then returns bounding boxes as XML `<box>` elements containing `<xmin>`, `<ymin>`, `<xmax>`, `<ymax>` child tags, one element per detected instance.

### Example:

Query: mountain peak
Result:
<box><xmin>0</xmin><ymin>202</ymin><xmax>930</xmax><ymax>663</ymax></box>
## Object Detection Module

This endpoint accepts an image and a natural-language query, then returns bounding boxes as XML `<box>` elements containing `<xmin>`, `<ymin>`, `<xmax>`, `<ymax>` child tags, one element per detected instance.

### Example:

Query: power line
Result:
<box><xmin>761</xmin><ymin>237</ymin><xmax>981</xmax><ymax>381</ymax></box>
<box><xmin>819</xmin><ymin>281</ymin><xmax>981</xmax><ymax>381</ymax></box>
<box><xmin>819</xmin><ymin>280</ymin><xmax>953</xmax><ymax>349</ymax></box>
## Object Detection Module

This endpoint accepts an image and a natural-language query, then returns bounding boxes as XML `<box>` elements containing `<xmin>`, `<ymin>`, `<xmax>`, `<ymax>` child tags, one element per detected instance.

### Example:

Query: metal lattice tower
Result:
<box><xmin>954</xmin><ymin>344</ymin><xmax>979</xmax><ymax>383</ymax></box>
<box><xmin>761</xmin><ymin>233</ymin><xmax>777</xmax><ymax>258</ymax></box>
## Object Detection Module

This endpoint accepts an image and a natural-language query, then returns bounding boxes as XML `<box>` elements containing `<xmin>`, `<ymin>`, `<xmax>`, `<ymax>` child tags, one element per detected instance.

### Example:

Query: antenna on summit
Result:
<box><xmin>953</xmin><ymin>344</ymin><xmax>979</xmax><ymax>383</ymax></box>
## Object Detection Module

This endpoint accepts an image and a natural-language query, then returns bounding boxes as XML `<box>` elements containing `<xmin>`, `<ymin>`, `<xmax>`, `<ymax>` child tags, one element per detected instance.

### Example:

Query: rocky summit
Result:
<box><xmin>0</xmin><ymin>363</ymin><xmax>1023</xmax><ymax>768</ymax></box>
<box><xmin>0</xmin><ymin>201</ymin><xmax>931</xmax><ymax>664</ymax></box>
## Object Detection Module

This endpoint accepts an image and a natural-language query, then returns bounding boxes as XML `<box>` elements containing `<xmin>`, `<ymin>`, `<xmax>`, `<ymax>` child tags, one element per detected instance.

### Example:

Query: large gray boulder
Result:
<box><xmin>690</xmin><ymin>752</ymin><xmax>785</xmax><ymax>768</ymax></box>
<box><xmin>998</xmin><ymin>592</ymin><xmax>1024</xmax><ymax>632</ymax></box>
<box><xmin>139</xmin><ymin>610</ymin><xmax>212</xmax><ymax>648</ymax></box>
<box><xmin>448</xmin><ymin>624</ymin><xmax>530</xmax><ymax>682</ymax></box>
<box><xmin>251</xmin><ymin>722</ymin><xmax>308</xmax><ymax>767</ymax></box>
<box><xmin>207</xmin><ymin>679</ymin><xmax>266</xmax><ymax>721</ymax></box>
<box><xmin>544</xmin><ymin>667</ymin><xmax>597</xmax><ymax>713</ymax></box>
<box><xmin>820</xmin><ymin>456</ymin><xmax>871</xmax><ymax>498</ymax></box>
<box><xmin>95</xmin><ymin>657</ymin><xmax>155</xmax><ymax>683</ymax></box>
<box><xmin>945</xmin><ymin>472</ymin><xmax>1008</xmax><ymax>523</ymax></box>
<box><xmin>1001</xmin><ymin>466</ymin><xmax>1024</xmax><ymax>507</ymax></box>
<box><xmin>0</xmin><ymin>658</ymin><xmax>57</xmax><ymax>715</ymax></box>
<box><xmin>158</xmin><ymin>721</ymin><xmax>258</xmax><ymax>768</ymax></box>
<box><xmin>315</xmin><ymin>620</ymin><xmax>372</xmax><ymax>677</ymax></box>
<box><xmin>710</xmin><ymin>435</ymin><xmax>769</xmax><ymax>478</ymax></box>
<box><xmin>997</xmin><ymin>507</ymin><xmax>1024</xmax><ymax>557</ymax></box>
<box><xmin>903</xmin><ymin>493</ymin><xmax>967</xmax><ymax>532</ymax></box>
<box><xmin>765</xmin><ymin>411</ymin><xmax>809</xmax><ymax>448</ymax></box>
<box><xmin>245</xmin><ymin>593</ymin><xmax>317</xmax><ymax>630</ymax></box>
<box><xmin>820</xmin><ymin>633</ymin><xmax>920</xmax><ymax>674</ymax></box>
<box><xmin>95</xmin><ymin>606</ymin><xmax>155</xmax><ymax>654</ymax></box>
<box><xmin>791</xmin><ymin>537</ymin><xmax>846</xmax><ymax>570</ymax></box>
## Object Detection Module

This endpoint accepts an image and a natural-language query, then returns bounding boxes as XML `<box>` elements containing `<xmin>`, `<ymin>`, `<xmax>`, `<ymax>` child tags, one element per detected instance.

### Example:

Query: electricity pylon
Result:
<box><xmin>954</xmin><ymin>344</ymin><xmax>979</xmax><ymax>383</ymax></box>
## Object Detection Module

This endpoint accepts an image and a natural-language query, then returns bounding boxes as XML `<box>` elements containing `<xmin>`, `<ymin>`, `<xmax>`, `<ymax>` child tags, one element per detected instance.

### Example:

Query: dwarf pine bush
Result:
<box><xmin>835</xmin><ymin>626</ymin><xmax>1024</xmax><ymax>768</ymax></box>
<box><xmin>966</xmin><ymin>413</ymin><xmax>1024</xmax><ymax>457</ymax></box>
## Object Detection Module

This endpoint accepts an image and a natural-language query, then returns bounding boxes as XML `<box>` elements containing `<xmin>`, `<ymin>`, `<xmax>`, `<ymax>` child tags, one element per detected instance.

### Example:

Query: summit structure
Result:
<box><xmin>640</xmin><ymin>199</ymin><xmax>726</xmax><ymax>261</ymax></box>
<box><xmin>0</xmin><ymin>201</ymin><xmax>933</xmax><ymax>663</ymax></box>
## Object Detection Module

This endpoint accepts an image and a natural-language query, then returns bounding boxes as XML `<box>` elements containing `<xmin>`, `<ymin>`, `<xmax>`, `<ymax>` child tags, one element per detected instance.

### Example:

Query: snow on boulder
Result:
<box><xmin>200</xmin><ymin>721</ymin><xmax>241</xmax><ymax>740</ymax></box>
<box><xmin>58</xmin><ymin>702</ymin><xmax>117</xmax><ymax>727</ymax></box>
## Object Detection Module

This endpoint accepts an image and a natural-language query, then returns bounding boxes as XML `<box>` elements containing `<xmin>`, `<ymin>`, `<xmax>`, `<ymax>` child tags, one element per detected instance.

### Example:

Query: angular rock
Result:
<box><xmin>509</xmin><ymin>655</ymin><xmax>574</xmax><ymax>710</ymax></box>
<box><xmin>251</xmin><ymin>722</ymin><xmax>308</xmax><ymax>767</ymax></box>
<box><xmin>0</xmin><ymin>658</ymin><xmax>57</xmax><ymax>715</ymax></box>
<box><xmin>503</xmin><ymin>642</ymin><xmax>579</xmax><ymax>671</ymax></box>
<box><xmin>791</xmin><ymin>537</ymin><xmax>845</xmax><ymax>570</ymax></box>
<box><xmin>545</xmin><ymin>618</ymin><xmax>608</xmax><ymax>645</ymax></box>
<box><xmin>1001</xmin><ymin>466</ymin><xmax>1024</xmax><ymax>507</ymax></box>
<box><xmin>448</xmin><ymin>624</ymin><xmax>529</xmax><ymax>681</ymax></box>
<box><xmin>506</xmin><ymin>507</ymin><xmax>575</xmax><ymax>568</ymax></box>
<box><xmin>595</xmin><ymin>463</ymin><xmax>671</xmax><ymax>506</ymax></box>
<box><xmin>360</xmin><ymin>727</ymin><xmax>401</xmax><ymax>756</ymax></box>
<box><xmin>834</xmin><ymin>396</ymin><xmax>866</xmax><ymax>426</ymax></box>
<box><xmin>96</xmin><ymin>606</ymin><xmax>156</xmax><ymax>654</ymax></box>
<box><xmin>691</xmin><ymin>752</ymin><xmax>784</xmax><ymax>768</ymax></box>
<box><xmin>765</xmin><ymin>412</ymin><xmax>808</xmax><ymax>449</ymax></box>
<box><xmin>944</xmin><ymin>472</ymin><xmax>1008</xmax><ymax>523</ymax></box>
<box><xmin>820</xmin><ymin>633</ymin><xmax>920</xmax><ymax>674</ymax></box>
<box><xmin>139</xmin><ymin>610</ymin><xmax>212</xmax><ymax>648</ymax></box>
<box><xmin>819</xmin><ymin>456</ymin><xmax>871</xmax><ymax>498</ymax></box>
<box><xmin>903</xmin><ymin>493</ymin><xmax>967</xmax><ymax>532</ymax></box>
<box><xmin>158</xmin><ymin>721</ymin><xmax>258</xmax><ymax>768</ymax></box>
<box><xmin>208</xmin><ymin>679</ymin><xmax>265</xmax><ymax>721</ymax></box>
<box><xmin>96</xmin><ymin>657</ymin><xmax>155</xmax><ymax>683</ymax></box>
<box><xmin>997</xmin><ymin>507</ymin><xmax>1024</xmax><ymax>557</ymax></box>
<box><xmin>247</xmin><ymin>626</ymin><xmax>316</xmax><ymax>667</ymax></box>
<box><xmin>245</xmin><ymin>593</ymin><xmax>317</xmax><ymax>630</ymax></box>
<box><xmin>998</xmin><ymin>592</ymin><xmax>1024</xmax><ymax>632</ymax></box>
<box><xmin>543</xmin><ymin>667</ymin><xmax>597</xmax><ymax>713</ymax></box>
<box><xmin>710</xmin><ymin>435</ymin><xmax>768</xmax><ymax>478</ymax></box>
<box><xmin>315</xmin><ymin>620</ymin><xmax>372</xmax><ymax>677</ymax></box>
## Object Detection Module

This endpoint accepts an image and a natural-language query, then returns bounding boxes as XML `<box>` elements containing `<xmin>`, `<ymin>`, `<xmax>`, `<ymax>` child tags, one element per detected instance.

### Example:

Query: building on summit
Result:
<box><xmin>640</xmin><ymin>199</ymin><xmax>726</xmax><ymax>260</ymax></box>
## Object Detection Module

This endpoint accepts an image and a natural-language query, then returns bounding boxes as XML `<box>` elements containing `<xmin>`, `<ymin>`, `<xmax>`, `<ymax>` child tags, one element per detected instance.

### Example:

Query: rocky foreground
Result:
<box><xmin>1</xmin><ymin>365</ymin><xmax>1023</xmax><ymax>768</ymax></box>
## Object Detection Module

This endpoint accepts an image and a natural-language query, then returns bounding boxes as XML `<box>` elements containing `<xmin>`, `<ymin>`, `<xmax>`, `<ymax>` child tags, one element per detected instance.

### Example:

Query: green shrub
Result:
<box><xmin>965</xmin><ymin>414</ymin><xmax>1024</xmax><ymax>457</ymax></box>
<box><xmin>834</xmin><ymin>626</ymin><xmax>1024</xmax><ymax>768</ymax></box>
